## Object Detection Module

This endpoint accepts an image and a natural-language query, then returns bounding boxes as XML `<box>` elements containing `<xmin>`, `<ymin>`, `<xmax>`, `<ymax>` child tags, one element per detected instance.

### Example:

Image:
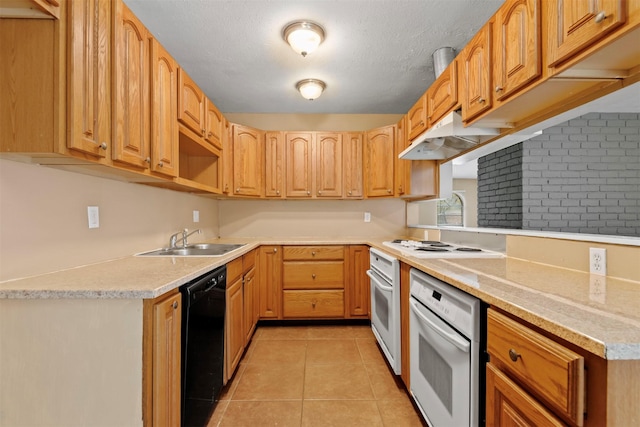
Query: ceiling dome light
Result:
<box><xmin>296</xmin><ymin>79</ymin><xmax>326</xmax><ymax>100</ymax></box>
<box><xmin>283</xmin><ymin>21</ymin><xmax>325</xmax><ymax>57</ymax></box>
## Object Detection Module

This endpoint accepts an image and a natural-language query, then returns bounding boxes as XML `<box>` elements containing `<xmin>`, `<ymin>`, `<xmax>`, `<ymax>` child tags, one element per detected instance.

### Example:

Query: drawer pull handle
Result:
<box><xmin>312</xmin><ymin>274</ymin><xmax>316</xmax><ymax>279</ymax></box>
<box><xmin>509</xmin><ymin>349</ymin><xmax>521</xmax><ymax>362</ymax></box>
<box><xmin>312</xmin><ymin>251</ymin><xmax>316</xmax><ymax>256</ymax></box>
<box><xmin>312</xmin><ymin>300</ymin><xmax>317</xmax><ymax>308</ymax></box>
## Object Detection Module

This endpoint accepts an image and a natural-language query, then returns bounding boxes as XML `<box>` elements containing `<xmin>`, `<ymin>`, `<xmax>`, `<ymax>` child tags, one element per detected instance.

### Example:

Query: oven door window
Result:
<box><xmin>410</xmin><ymin>298</ymin><xmax>471</xmax><ymax>427</ymax></box>
<box><xmin>374</xmin><ymin>285</ymin><xmax>389</xmax><ymax>330</ymax></box>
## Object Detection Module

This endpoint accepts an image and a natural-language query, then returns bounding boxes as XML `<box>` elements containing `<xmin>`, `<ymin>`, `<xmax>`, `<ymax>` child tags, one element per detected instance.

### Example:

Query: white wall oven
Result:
<box><xmin>367</xmin><ymin>248</ymin><xmax>401</xmax><ymax>375</ymax></box>
<box><xmin>409</xmin><ymin>268</ymin><xmax>484</xmax><ymax>427</ymax></box>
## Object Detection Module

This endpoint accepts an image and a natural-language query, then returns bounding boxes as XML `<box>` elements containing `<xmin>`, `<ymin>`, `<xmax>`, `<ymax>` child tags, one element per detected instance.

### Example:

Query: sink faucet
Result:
<box><xmin>169</xmin><ymin>228</ymin><xmax>202</xmax><ymax>248</ymax></box>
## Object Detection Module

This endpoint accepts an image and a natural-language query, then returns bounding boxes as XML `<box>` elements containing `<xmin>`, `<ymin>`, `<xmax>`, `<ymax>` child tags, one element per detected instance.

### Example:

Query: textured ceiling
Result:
<box><xmin>124</xmin><ymin>0</ymin><xmax>503</xmax><ymax>114</ymax></box>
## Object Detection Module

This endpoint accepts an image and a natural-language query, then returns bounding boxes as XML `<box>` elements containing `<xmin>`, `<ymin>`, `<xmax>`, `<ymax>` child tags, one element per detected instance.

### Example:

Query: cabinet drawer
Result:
<box><xmin>283</xmin><ymin>290</ymin><xmax>344</xmax><ymax>318</ymax></box>
<box><xmin>242</xmin><ymin>249</ymin><xmax>256</xmax><ymax>271</ymax></box>
<box><xmin>226</xmin><ymin>257</ymin><xmax>243</xmax><ymax>283</ymax></box>
<box><xmin>283</xmin><ymin>261</ymin><xmax>344</xmax><ymax>289</ymax></box>
<box><xmin>487</xmin><ymin>309</ymin><xmax>584</xmax><ymax>426</ymax></box>
<box><xmin>282</xmin><ymin>245</ymin><xmax>344</xmax><ymax>261</ymax></box>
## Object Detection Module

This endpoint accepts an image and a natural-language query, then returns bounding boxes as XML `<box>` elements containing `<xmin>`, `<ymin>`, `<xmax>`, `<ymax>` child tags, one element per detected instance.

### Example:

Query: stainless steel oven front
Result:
<box><xmin>409</xmin><ymin>268</ymin><xmax>483</xmax><ymax>427</ymax></box>
<box><xmin>367</xmin><ymin>247</ymin><xmax>401</xmax><ymax>375</ymax></box>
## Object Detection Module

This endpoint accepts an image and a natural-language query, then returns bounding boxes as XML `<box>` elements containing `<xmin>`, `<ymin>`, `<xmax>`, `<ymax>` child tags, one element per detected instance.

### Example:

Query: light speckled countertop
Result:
<box><xmin>1</xmin><ymin>237</ymin><xmax>639</xmax><ymax>360</ymax></box>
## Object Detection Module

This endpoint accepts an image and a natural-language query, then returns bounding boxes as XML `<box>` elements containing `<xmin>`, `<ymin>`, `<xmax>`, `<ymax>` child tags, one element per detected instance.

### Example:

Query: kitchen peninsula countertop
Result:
<box><xmin>1</xmin><ymin>237</ymin><xmax>639</xmax><ymax>360</ymax></box>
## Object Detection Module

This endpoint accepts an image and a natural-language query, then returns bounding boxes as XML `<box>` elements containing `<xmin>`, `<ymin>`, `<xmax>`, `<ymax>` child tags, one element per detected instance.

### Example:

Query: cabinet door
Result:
<box><xmin>113</xmin><ymin>3</ymin><xmax>150</xmax><ymax>169</ymax></box>
<box><xmin>264</xmin><ymin>131</ymin><xmax>284</xmax><ymax>198</ymax></box>
<box><xmin>150</xmin><ymin>39</ymin><xmax>178</xmax><ymax>177</ymax></box>
<box><xmin>204</xmin><ymin>99</ymin><xmax>223</xmax><ymax>149</ymax></box>
<box><xmin>315</xmin><ymin>133</ymin><xmax>343</xmax><ymax>198</ymax></box>
<box><xmin>226</xmin><ymin>276</ymin><xmax>244</xmax><ymax>377</ymax></box>
<box><xmin>151</xmin><ymin>292</ymin><xmax>181</xmax><ymax>426</ymax></box>
<box><xmin>486</xmin><ymin>363</ymin><xmax>565</xmax><ymax>427</ymax></box>
<box><xmin>428</xmin><ymin>60</ymin><xmax>458</xmax><ymax>124</ymax></box>
<box><xmin>232</xmin><ymin>124</ymin><xmax>263</xmax><ymax>197</ymax></box>
<box><xmin>346</xmin><ymin>245</ymin><xmax>370</xmax><ymax>318</ymax></box>
<box><xmin>258</xmin><ymin>246</ymin><xmax>282</xmax><ymax>319</ymax></box>
<box><xmin>461</xmin><ymin>23</ymin><xmax>492</xmax><ymax>122</ymax></box>
<box><xmin>177</xmin><ymin>68</ymin><xmax>205</xmax><ymax>136</ymax></box>
<box><xmin>343</xmin><ymin>132</ymin><xmax>364</xmax><ymax>199</ymax></box>
<box><xmin>285</xmin><ymin>132</ymin><xmax>313</xmax><ymax>198</ymax></box>
<box><xmin>494</xmin><ymin>0</ymin><xmax>541</xmax><ymax>101</ymax></box>
<box><xmin>365</xmin><ymin>125</ymin><xmax>395</xmax><ymax>197</ymax></box>
<box><xmin>407</xmin><ymin>94</ymin><xmax>428</xmax><ymax>140</ymax></box>
<box><xmin>68</xmin><ymin>0</ymin><xmax>111</xmax><ymax>158</ymax></box>
<box><xmin>394</xmin><ymin>117</ymin><xmax>409</xmax><ymax>196</ymax></box>
<box><xmin>547</xmin><ymin>0</ymin><xmax>625</xmax><ymax>67</ymax></box>
<box><xmin>243</xmin><ymin>267</ymin><xmax>256</xmax><ymax>344</ymax></box>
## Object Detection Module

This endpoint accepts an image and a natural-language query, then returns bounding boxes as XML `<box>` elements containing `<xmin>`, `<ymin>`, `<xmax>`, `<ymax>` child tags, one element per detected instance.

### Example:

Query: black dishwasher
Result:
<box><xmin>179</xmin><ymin>265</ymin><xmax>226</xmax><ymax>427</ymax></box>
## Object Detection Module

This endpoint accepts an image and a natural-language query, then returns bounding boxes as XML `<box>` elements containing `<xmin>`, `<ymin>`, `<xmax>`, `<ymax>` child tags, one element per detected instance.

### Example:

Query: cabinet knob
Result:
<box><xmin>312</xmin><ymin>273</ymin><xmax>316</xmax><ymax>279</ymax></box>
<box><xmin>311</xmin><ymin>300</ymin><xmax>317</xmax><ymax>308</ymax></box>
<box><xmin>348</xmin><ymin>190</ymin><xmax>352</xmax><ymax>196</ymax></box>
<box><xmin>201</xmin><ymin>129</ymin><xmax>206</xmax><ymax>136</ymax></box>
<box><xmin>172</xmin><ymin>301</ymin><xmax>178</xmax><ymax>309</ymax></box>
<box><xmin>594</xmin><ymin>11</ymin><xmax>607</xmax><ymax>23</ymax></box>
<box><xmin>478</xmin><ymin>98</ymin><xmax>486</xmax><ymax>104</ymax></box>
<box><xmin>145</xmin><ymin>157</ymin><xmax>150</xmax><ymax>163</ymax></box>
<box><xmin>307</xmin><ymin>190</ymin><xmax>310</xmax><ymax>196</ymax></box>
<box><xmin>311</xmin><ymin>251</ymin><xmax>316</xmax><ymax>256</ymax></box>
<box><xmin>99</xmin><ymin>142</ymin><xmax>108</xmax><ymax>150</ymax></box>
<box><xmin>208</xmin><ymin>131</ymin><xmax>213</xmax><ymax>137</ymax></box>
<box><xmin>276</xmin><ymin>190</ymin><xmax>280</xmax><ymax>195</ymax></box>
<box><xmin>273</xmin><ymin>247</ymin><xmax>278</xmax><ymax>253</ymax></box>
<box><xmin>236</xmin><ymin>187</ymin><xmax>240</xmax><ymax>193</ymax></box>
<box><xmin>158</xmin><ymin>161</ymin><xmax>164</xmax><ymax>167</ymax></box>
<box><xmin>508</xmin><ymin>349</ymin><xmax>521</xmax><ymax>362</ymax></box>
<box><xmin>317</xmin><ymin>190</ymin><xmax>322</xmax><ymax>195</ymax></box>
<box><xmin>387</xmin><ymin>189</ymin><xmax>392</xmax><ymax>194</ymax></box>
<box><xmin>495</xmin><ymin>86</ymin><xmax>503</xmax><ymax>93</ymax></box>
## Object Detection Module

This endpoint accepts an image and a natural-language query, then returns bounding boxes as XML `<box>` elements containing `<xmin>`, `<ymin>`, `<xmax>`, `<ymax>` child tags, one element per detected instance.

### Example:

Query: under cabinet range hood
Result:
<box><xmin>399</xmin><ymin>111</ymin><xmax>499</xmax><ymax>160</ymax></box>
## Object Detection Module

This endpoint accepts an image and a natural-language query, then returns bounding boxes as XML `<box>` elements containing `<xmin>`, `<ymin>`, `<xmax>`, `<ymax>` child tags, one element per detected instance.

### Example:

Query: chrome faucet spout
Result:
<box><xmin>169</xmin><ymin>228</ymin><xmax>202</xmax><ymax>248</ymax></box>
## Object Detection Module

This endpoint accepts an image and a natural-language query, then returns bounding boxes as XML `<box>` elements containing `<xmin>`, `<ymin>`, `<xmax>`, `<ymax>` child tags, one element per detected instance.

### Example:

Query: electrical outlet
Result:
<box><xmin>589</xmin><ymin>275</ymin><xmax>607</xmax><ymax>304</ymax></box>
<box><xmin>87</xmin><ymin>206</ymin><xmax>100</xmax><ymax>229</ymax></box>
<box><xmin>364</xmin><ymin>212</ymin><xmax>371</xmax><ymax>223</ymax></box>
<box><xmin>589</xmin><ymin>248</ymin><xmax>606</xmax><ymax>275</ymax></box>
<box><xmin>193</xmin><ymin>210</ymin><xmax>200</xmax><ymax>223</ymax></box>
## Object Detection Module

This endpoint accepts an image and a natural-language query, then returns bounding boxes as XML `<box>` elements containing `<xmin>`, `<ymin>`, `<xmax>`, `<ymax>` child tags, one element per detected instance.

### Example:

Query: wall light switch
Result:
<box><xmin>87</xmin><ymin>206</ymin><xmax>100</xmax><ymax>229</ymax></box>
<box><xmin>364</xmin><ymin>212</ymin><xmax>371</xmax><ymax>223</ymax></box>
<box><xmin>193</xmin><ymin>210</ymin><xmax>200</xmax><ymax>223</ymax></box>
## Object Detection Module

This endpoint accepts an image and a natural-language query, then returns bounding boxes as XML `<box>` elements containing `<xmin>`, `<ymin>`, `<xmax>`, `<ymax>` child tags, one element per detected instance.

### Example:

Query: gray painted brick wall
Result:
<box><xmin>477</xmin><ymin>112</ymin><xmax>640</xmax><ymax>237</ymax></box>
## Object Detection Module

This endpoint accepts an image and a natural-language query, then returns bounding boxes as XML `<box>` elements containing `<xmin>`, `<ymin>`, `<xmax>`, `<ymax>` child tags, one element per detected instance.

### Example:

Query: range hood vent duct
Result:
<box><xmin>433</xmin><ymin>47</ymin><xmax>456</xmax><ymax>78</ymax></box>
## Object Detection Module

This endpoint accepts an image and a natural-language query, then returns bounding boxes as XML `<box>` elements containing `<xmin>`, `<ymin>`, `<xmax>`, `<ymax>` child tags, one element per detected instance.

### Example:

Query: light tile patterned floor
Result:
<box><xmin>207</xmin><ymin>324</ymin><xmax>426</xmax><ymax>427</ymax></box>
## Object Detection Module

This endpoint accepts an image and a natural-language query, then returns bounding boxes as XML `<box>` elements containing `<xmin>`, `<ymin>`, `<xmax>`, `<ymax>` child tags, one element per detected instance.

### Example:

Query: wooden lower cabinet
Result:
<box><xmin>258</xmin><ymin>245</ymin><xmax>282</xmax><ymax>319</ymax></box>
<box><xmin>345</xmin><ymin>245</ymin><xmax>370</xmax><ymax>318</ymax></box>
<box><xmin>225</xmin><ymin>263</ymin><xmax>244</xmax><ymax>379</ymax></box>
<box><xmin>143</xmin><ymin>290</ymin><xmax>181</xmax><ymax>426</ymax></box>
<box><xmin>486</xmin><ymin>362</ymin><xmax>565</xmax><ymax>427</ymax></box>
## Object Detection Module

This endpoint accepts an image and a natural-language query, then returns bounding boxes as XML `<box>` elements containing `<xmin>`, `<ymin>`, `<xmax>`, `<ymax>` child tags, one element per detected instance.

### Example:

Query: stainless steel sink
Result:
<box><xmin>137</xmin><ymin>243</ymin><xmax>245</xmax><ymax>257</ymax></box>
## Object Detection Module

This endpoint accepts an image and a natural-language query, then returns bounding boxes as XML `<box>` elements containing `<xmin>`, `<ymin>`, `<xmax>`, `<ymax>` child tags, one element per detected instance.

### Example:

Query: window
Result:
<box><xmin>437</xmin><ymin>193</ymin><xmax>464</xmax><ymax>226</ymax></box>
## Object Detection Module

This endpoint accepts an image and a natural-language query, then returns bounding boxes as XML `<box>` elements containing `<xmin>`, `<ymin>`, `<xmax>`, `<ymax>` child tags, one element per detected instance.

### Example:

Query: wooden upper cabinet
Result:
<box><xmin>177</xmin><ymin>68</ymin><xmax>205</xmax><ymax>136</ymax></box>
<box><xmin>494</xmin><ymin>0</ymin><xmax>541</xmax><ymax>102</ymax></box>
<box><xmin>286</xmin><ymin>132</ymin><xmax>313</xmax><ymax>198</ymax></box>
<box><xmin>343</xmin><ymin>132</ymin><xmax>364</xmax><ymax>199</ymax></box>
<box><xmin>427</xmin><ymin>60</ymin><xmax>459</xmax><ymax>125</ymax></box>
<box><xmin>67</xmin><ymin>0</ymin><xmax>111</xmax><ymax>159</ymax></box>
<box><xmin>365</xmin><ymin>125</ymin><xmax>395</xmax><ymax>197</ymax></box>
<box><xmin>394</xmin><ymin>117</ymin><xmax>409</xmax><ymax>196</ymax></box>
<box><xmin>150</xmin><ymin>39</ymin><xmax>178</xmax><ymax>178</ymax></box>
<box><xmin>232</xmin><ymin>124</ymin><xmax>263</xmax><ymax>197</ymax></box>
<box><xmin>546</xmin><ymin>0</ymin><xmax>626</xmax><ymax>68</ymax></box>
<box><xmin>113</xmin><ymin>3</ymin><xmax>150</xmax><ymax>169</ymax></box>
<box><xmin>315</xmin><ymin>133</ymin><xmax>343</xmax><ymax>198</ymax></box>
<box><xmin>204</xmin><ymin>99</ymin><xmax>223</xmax><ymax>150</ymax></box>
<box><xmin>407</xmin><ymin>93</ymin><xmax>428</xmax><ymax>141</ymax></box>
<box><xmin>461</xmin><ymin>22</ymin><xmax>493</xmax><ymax>123</ymax></box>
<box><xmin>265</xmin><ymin>131</ymin><xmax>285</xmax><ymax>198</ymax></box>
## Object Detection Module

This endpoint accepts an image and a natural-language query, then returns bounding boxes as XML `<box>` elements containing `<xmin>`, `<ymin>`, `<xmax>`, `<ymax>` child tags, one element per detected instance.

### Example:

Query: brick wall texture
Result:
<box><xmin>478</xmin><ymin>112</ymin><xmax>640</xmax><ymax>237</ymax></box>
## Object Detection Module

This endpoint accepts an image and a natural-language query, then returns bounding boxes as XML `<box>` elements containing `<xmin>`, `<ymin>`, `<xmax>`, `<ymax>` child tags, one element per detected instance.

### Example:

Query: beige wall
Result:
<box><xmin>219</xmin><ymin>198</ymin><xmax>406</xmax><ymax>238</ymax></box>
<box><xmin>0</xmin><ymin>159</ymin><xmax>219</xmax><ymax>281</ymax></box>
<box><xmin>224</xmin><ymin>113</ymin><xmax>403</xmax><ymax>131</ymax></box>
<box><xmin>0</xmin><ymin>298</ymin><xmax>143</xmax><ymax>426</ymax></box>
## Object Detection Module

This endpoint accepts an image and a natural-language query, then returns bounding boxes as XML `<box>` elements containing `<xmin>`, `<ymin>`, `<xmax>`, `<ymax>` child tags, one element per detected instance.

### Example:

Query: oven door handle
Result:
<box><xmin>366</xmin><ymin>270</ymin><xmax>393</xmax><ymax>292</ymax></box>
<box><xmin>410</xmin><ymin>300</ymin><xmax>470</xmax><ymax>353</ymax></box>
